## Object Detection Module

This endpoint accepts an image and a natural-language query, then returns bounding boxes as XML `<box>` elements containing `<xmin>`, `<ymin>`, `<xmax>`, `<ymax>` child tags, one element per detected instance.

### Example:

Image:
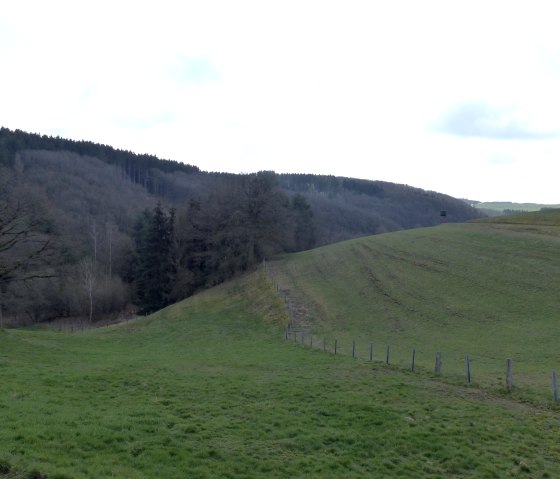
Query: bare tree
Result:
<box><xmin>0</xmin><ymin>171</ymin><xmax>52</xmax><ymax>285</ymax></box>
<box><xmin>89</xmin><ymin>218</ymin><xmax>98</xmax><ymax>262</ymax></box>
<box><xmin>79</xmin><ymin>258</ymin><xmax>97</xmax><ymax>323</ymax></box>
<box><xmin>106</xmin><ymin>220</ymin><xmax>115</xmax><ymax>278</ymax></box>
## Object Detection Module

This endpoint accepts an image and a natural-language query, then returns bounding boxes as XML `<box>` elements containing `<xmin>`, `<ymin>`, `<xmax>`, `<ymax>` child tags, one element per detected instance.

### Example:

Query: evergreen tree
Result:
<box><xmin>133</xmin><ymin>204</ymin><xmax>175</xmax><ymax>313</ymax></box>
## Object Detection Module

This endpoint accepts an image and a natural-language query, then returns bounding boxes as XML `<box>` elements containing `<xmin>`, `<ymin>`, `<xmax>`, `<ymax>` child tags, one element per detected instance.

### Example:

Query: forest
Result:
<box><xmin>0</xmin><ymin>127</ymin><xmax>483</xmax><ymax>325</ymax></box>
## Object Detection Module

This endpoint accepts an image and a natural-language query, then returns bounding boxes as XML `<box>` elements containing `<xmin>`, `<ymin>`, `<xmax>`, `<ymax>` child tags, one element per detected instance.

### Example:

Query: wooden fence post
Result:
<box><xmin>435</xmin><ymin>352</ymin><xmax>442</xmax><ymax>376</ymax></box>
<box><xmin>386</xmin><ymin>345</ymin><xmax>390</xmax><ymax>365</ymax></box>
<box><xmin>506</xmin><ymin>358</ymin><xmax>513</xmax><ymax>391</ymax></box>
<box><xmin>323</xmin><ymin>338</ymin><xmax>326</xmax><ymax>352</ymax></box>
<box><xmin>411</xmin><ymin>349</ymin><xmax>416</xmax><ymax>372</ymax></box>
<box><xmin>310</xmin><ymin>335</ymin><xmax>313</xmax><ymax>349</ymax></box>
<box><xmin>334</xmin><ymin>339</ymin><xmax>337</xmax><ymax>355</ymax></box>
<box><xmin>352</xmin><ymin>340</ymin><xmax>356</xmax><ymax>359</ymax></box>
<box><xmin>466</xmin><ymin>354</ymin><xmax>471</xmax><ymax>384</ymax></box>
<box><xmin>301</xmin><ymin>332</ymin><xmax>304</xmax><ymax>345</ymax></box>
<box><xmin>553</xmin><ymin>370</ymin><xmax>558</xmax><ymax>402</ymax></box>
<box><xmin>369</xmin><ymin>342</ymin><xmax>373</xmax><ymax>361</ymax></box>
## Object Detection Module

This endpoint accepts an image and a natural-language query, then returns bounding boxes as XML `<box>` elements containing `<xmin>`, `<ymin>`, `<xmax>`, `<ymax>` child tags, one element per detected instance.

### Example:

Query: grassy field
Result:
<box><xmin>477</xmin><ymin>208</ymin><xmax>560</xmax><ymax>226</ymax></box>
<box><xmin>2</xmin><ymin>212</ymin><xmax>560</xmax><ymax>477</ymax></box>
<box><xmin>2</xmin><ymin>273</ymin><xmax>560</xmax><ymax>478</ymax></box>
<box><xmin>269</xmin><ymin>215</ymin><xmax>560</xmax><ymax>400</ymax></box>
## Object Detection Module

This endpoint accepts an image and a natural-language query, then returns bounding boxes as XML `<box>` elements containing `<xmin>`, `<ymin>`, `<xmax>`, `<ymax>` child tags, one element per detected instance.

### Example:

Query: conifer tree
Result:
<box><xmin>133</xmin><ymin>204</ymin><xmax>175</xmax><ymax>313</ymax></box>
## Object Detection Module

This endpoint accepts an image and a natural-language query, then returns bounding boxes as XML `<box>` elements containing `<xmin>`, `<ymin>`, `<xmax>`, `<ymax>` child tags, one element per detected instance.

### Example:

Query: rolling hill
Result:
<box><xmin>0</xmin><ymin>127</ymin><xmax>481</xmax><ymax>247</ymax></box>
<box><xmin>2</xmin><ymin>210</ymin><xmax>560</xmax><ymax>477</ymax></box>
<box><xmin>267</xmin><ymin>210</ymin><xmax>560</xmax><ymax>396</ymax></box>
<box><xmin>472</xmin><ymin>201</ymin><xmax>560</xmax><ymax>216</ymax></box>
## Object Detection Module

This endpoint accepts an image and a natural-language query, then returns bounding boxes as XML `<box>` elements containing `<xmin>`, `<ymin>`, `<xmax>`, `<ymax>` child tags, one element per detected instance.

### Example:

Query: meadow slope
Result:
<box><xmin>2</xmin><ymin>212</ymin><xmax>560</xmax><ymax>477</ymax></box>
<box><xmin>269</xmin><ymin>213</ymin><xmax>560</xmax><ymax>398</ymax></box>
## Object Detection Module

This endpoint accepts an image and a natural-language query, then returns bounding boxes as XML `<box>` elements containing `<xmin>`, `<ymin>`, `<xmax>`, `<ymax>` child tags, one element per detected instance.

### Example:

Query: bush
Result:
<box><xmin>27</xmin><ymin>469</ymin><xmax>48</xmax><ymax>479</ymax></box>
<box><xmin>0</xmin><ymin>459</ymin><xmax>11</xmax><ymax>473</ymax></box>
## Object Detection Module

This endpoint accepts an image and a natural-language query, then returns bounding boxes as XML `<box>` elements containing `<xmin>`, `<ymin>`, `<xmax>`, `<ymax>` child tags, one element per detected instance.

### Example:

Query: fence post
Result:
<box><xmin>301</xmin><ymin>332</ymin><xmax>304</xmax><ymax>345</ymax></box>
<box><xmin>352</xmin><ymin>340</ymin><xmax>356</xmax><ymax>359</ymax></box>
<box><xmin>435</xmin><ymin>352</ymin><xmax>442</xmax><ymax>376</ymax></box>
<box><xmin>369</xmin><ymin>342</ymin><xmax>373</xmax><ymax>361</ymax></box>
<box><xmin>386</xmin><ymin>345</ymin><xmax>390</xmax><ymax>365</ymax></box>
<box><xmin>284</xmin><ymin>328</ymin><xmax>288</xmax><ymax>340</ymax></box>
<box><xmin>411</xmin><ymin>349</ymin><xmax>416</xmax><ymax>372</ymax></box>
<box><xmin>506</xmin><ymin>358</ymin><xmax>513</xmax><ymax>391</ymax></box>
<box><xmin>466</xmin><ymin>354</ymin><xmax>471</xmax><ymax>384</ymax></box>
<box><xmin>310</xmin><ymin>335</ymin><xmax>313</xmax><ymax>349</ymax></box>
<box><xmin>553</xmin><ymin>370</ymin><xmax>558</xmax><ymax>402</ymax></box>
<box><xmin>334</xmin><ymin>339</ymin><xmax>337</xmax><ymax>355</ymax></box>
<box><xmin>323</xmin><ymin>338</ymin><xmax>326</xmax><ymax>352</ymax></box>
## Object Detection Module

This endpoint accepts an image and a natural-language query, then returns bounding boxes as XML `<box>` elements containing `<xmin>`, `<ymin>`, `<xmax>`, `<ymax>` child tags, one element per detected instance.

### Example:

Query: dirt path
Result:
<box><xmin>264</xmin><ymin>263</ymin><xmax>314</xmax><ymax>335</ymax></box>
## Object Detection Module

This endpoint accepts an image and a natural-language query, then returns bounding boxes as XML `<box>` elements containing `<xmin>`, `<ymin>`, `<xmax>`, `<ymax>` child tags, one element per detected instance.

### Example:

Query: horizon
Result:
<box><xmin>2</xmin><ymin>1</ymin><xmax>559</xmax><ymax>204</ymax></box>
<box><xmin>3</xmin><ymin>124</ymin><xmax>559</xmax><ymax>207</ymax></box>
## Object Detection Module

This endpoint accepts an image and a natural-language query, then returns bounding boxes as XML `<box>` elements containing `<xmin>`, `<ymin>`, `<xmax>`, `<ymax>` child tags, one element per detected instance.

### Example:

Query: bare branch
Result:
<box><xmin>0</xmin><ymin>172</ymin><xmax>53</xmax><ymax>284</ymax></box>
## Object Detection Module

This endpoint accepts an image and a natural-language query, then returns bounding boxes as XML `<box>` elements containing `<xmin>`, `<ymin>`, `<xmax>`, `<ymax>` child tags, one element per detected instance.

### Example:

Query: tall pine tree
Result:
<box><xmin>133</xmin><ymin>204</ymin><xmax>175</xmax><ymax>313</ymax></box>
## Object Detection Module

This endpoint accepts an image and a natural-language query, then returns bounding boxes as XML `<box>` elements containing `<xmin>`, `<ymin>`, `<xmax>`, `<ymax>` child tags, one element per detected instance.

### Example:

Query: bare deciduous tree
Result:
<box><xmin>0</xmin><ymin>170</ymin><xmax>52</xmax><ymax>285</ymax></box>
<box><xmin>79</xmin><ymin>258</ymin><xmax>97</xmax><ymax>323</ymax></box>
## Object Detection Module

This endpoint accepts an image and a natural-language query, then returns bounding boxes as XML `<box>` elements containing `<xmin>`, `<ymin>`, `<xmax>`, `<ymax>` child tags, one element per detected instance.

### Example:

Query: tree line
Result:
<box><xmin>0</xmin><ymin>127</ymin><xmax>199</xmax><ymax>196</ymax></box>
<box><xmin>0</xmin><ymin>160</ymin><xmax>315</xmax><ymax>323</ymax></box>
<box><xmin>0</xmin><ymin>127</ymin><xmax>482</xmax><ymax>325</ymax></box>
<box><xmin>131</xmin><ymin>173</ymin><xmax>315</xmax><ymax>313</ymax></box>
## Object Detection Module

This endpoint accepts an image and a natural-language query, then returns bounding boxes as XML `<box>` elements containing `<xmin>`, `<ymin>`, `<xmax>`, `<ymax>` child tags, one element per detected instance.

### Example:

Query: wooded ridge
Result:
<box><xmin>0</xmin><ymin>127</ymin><xmax>482</xmax><ymax>325</ymax></box>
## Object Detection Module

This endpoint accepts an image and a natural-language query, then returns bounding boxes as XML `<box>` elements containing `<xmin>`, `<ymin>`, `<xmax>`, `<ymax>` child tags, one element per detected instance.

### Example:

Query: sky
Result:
<box><xmin>1</xmin><ymin>1</ymin><xmax>560</xmax><ymax>203</ymax></box>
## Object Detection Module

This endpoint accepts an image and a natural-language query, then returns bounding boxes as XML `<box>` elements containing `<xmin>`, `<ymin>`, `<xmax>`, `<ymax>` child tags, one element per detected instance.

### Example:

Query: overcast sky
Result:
<box><xmin>2</xmin><ymin>1</ymin><xmax>560</xmax><ymax>203</ymax></box>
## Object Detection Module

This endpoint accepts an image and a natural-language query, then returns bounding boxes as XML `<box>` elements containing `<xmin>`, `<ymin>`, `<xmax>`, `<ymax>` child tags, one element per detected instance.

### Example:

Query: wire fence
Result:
<box><xmin>283</xmin><ymin>327</ymin><xmax>560</xmax><ymax>404</ymax></box>
<box><xmin>264</xmin><ymin>261</ymin><xmax>560</xmax><ymax>405</ymax></box>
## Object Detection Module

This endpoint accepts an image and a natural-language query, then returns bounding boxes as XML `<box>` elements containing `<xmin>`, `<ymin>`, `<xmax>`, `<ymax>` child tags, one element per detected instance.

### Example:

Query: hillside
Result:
<box><xmin>473</xmin><ymin>201</ymin><xmax>560</xmax><ymax>216</ymax></box>
<box><xmin>267</xmin><ymin>210</ymin><xmax>560</xmax><ymax>397</ymax></box>
<box><xmin>0</xmin><ymin>128</ymin><xmax>481</xmax><ymax>243</ymax></box>
<box><xmin>2</xmin><ymin>270</ymin><xmax>560</xmax><ymax>478</ymax></box>
<box><xmin>477</xmin><ymin>207</ymin><xmax>560</xmax><ymax>226</ymax></box>
<box><xmin>0</xmin><ymin>127</ymin><xmax>482</xmax><ymax>325</ymax></box>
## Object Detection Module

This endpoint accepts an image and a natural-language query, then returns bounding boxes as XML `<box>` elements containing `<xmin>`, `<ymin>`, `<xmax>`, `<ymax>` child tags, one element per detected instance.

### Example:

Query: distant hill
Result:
<box><xmin>475</xmin><ymin>207</ymin><xmax>560</xmax><ymax>225</ymax></box>
<box><xmin>472</xmin><ymin>201</ymin><xmax>560</xmax><ymax>216</ymax></box>
<box><xmin>275</xmin><ymin>173</ymin><xmax>482</xmax><ymax>245</ymax></box>
<box><xmin>0</xmin><ymin>127</ymin><xmax>482</xmax><ymax>324</ymax></box>
<box><xmin>0</xmin><ymin>128</ymin><xmax>482</xmax><ymax>244</ymax></box>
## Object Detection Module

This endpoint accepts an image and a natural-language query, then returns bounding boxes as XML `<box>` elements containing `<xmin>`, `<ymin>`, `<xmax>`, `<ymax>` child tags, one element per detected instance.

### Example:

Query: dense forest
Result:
<box><xmin>0</xmin><ymin>127</ymin><xmax>483</xmax><ymax>325</ymax></box>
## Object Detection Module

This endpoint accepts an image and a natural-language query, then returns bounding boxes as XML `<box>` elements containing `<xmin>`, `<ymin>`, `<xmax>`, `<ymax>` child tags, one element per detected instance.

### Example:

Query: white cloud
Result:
<box><xmin>437</xmin><ymin>102</ymin><xmax>560</xmax><ymax>140</ymax></box>
<box><xmin>1</xmin><ymin>0</ymin><xmax>560</xmax><ymax>203</ymax></box>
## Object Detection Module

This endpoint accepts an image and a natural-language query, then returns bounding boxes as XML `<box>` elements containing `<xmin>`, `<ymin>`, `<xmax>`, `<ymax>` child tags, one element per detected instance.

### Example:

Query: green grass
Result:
<box><xmin>3</xmin><ymin>212</ymin><xmax>560</xmax><ymax>477</ymax></box>
<box><xmin>0</xmin><ymin>276</ymin><xmax>560</xmax><ymax>478</ymax></box>
<box><xmin>269</xmin><ymin>216</ymin><xmax>560</xmax><ymax>399</ymax></box>
<box><xmin>476</xmin><ymin>208</ymin><xmax>560</xmax><ymax>226</ymax></box>
<box><xmin>2</xmin><ymin>274</ymin><xmax>560</xmax><ymax>478</ymax></box>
